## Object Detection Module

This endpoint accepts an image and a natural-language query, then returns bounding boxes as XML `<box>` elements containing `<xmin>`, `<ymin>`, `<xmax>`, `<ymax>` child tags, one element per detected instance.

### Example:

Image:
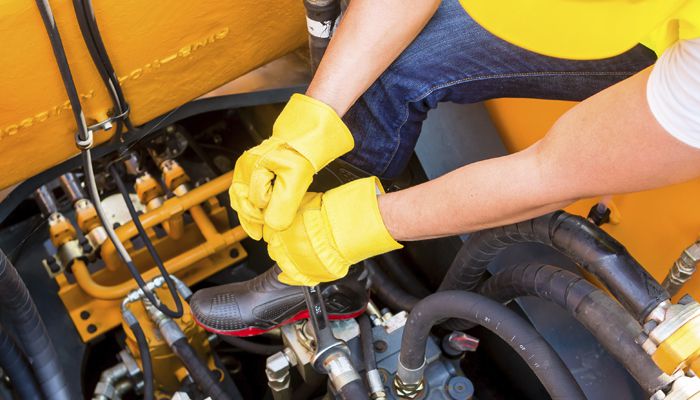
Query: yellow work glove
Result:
<box><xmin>229</xmin><ymin>94</ymin><xmax>354</xmax><ymax>240</ymax></box>
<box><xmin>264</xmin><ymin>177</ymin><xmax>403</xmax><ymax>286</ymax></box>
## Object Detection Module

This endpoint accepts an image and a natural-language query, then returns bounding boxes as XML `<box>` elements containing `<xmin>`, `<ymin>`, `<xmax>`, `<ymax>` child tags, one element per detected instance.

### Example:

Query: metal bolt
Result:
<box><xmin>374</xmin><ymin>340</ymin><xmax>388</xmax><ymax>353</ymax></box>
<box><xmin>75</xmin><ymin>199</ymin><xmax>90</xmax><ymax>210</ymax></box>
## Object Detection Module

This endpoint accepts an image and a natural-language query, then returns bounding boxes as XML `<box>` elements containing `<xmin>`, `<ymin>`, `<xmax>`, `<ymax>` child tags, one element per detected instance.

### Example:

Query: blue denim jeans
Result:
<box><xmin>340</xmin><ymin>0</ymin><xmax>657</xmax><ymax>179</ymax></box>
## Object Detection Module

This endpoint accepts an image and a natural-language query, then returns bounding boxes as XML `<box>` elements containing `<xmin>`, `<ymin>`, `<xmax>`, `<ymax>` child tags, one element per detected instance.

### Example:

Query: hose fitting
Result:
<box><xmin>367</xmin><ymin>369</ymin><xmax>386</xmax><ymax>399</ymax></box>
<box><xmin>393</xmin><ymin>358</ymin><xmax>426</xmax><ymax>399</ymax></box>
<box><xmin>663</xmin><ymin>242</ymin><xmax>700</xmax><ymax>297</ymax></box>
<box><xmin>647</xmin><ymin>300</ymin><xmax>700</xmax><ymax>375</ymax></box>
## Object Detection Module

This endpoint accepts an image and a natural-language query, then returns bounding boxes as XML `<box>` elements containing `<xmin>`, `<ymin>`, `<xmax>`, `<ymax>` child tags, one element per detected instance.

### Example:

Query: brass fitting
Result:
<box><xmin>648</xmin><ymin>301</ymin><xmax>700</xmax><ymax>375</ymax></box>
<box><xmin>48</xmin><ymin>212</ymin><xmax>77</xmax><ymax>247</ymax></box>
<box><xmin>393</xmin><ymin>375</ymin><xmax>425</xmax><ymax>399</ymax></box>
<box><xmin>663</xmin><ymin>241</ymin><xmax>700</xmax><ymax>298</ymax></box>
<box><xmin>134</xmin><ymin>173</ymin><xmax>164</xmax><ymax>209</ymax></box>
<box><xmin>161</xmin><ymin>159</ymin><xmax>190</xmax><ymax>193</ymax></box>
<box><xmin>75</xmin><ymin>199</ymin><xmax>100</xmax><ymax>233</ymax></box>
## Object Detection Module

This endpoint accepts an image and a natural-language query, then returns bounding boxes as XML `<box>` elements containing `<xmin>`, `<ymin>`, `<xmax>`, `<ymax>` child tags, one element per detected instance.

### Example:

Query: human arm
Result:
<box><xmin>378</xmin><ymin>66</ymin><xmax>700</xmax><ymax>240</ymax></box>
<box><xmin>307</xmin><ymin>0</ymin><xmax>442</xmax><ymax>115</ymax></box>
<box><xmin>229</xmin><ymin>0</ymin><xmax>441</xmax><ymax>238</ymax></box>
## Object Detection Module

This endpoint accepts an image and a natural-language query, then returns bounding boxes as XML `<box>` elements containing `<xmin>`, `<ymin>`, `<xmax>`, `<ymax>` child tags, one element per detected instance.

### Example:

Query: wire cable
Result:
<box><xmin>36</xmin><ymin>0</ymin><xmax>184</xmax><ymax>317</ymax></box>
<box><xmin>71</xmin><ymin>0</ymin><xmax>133</xmax><ymax>133</ymax></box>
<box><xmin>126</xmin><ymin>321</ymin><xmax>154</xmax><ymax>400</ymax></box>
<box><xmin>34</xmin><ymin>0</ymin><xmax>90</xmax><ymax>145</ymax></box>
<box><xmin>83</xmin><ymin>151</ymin><xmax>182</xmax><ymax>317</ymax></box>
<box><xmin>108</xmin><ymin>162</ymin><xmax>183</xmax><ymax>318</ymax></box>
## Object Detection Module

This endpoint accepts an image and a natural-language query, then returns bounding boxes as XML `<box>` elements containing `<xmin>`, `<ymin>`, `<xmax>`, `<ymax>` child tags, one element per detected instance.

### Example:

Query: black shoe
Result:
<box><xmin>190</xmin><ymin>265</ymin><xmax>368</xmax><ymax>337</ymax></box>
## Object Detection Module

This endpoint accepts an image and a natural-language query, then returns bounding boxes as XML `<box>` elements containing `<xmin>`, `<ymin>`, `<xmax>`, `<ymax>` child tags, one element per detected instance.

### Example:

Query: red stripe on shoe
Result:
<box><xmin>194</xmin><ymin>308</ymin><xmax>367</xmax><ymax>337</ymax></box>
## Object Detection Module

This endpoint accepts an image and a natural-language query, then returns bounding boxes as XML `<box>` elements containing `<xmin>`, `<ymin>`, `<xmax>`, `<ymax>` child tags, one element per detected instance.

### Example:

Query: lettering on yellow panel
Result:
<box><xmin>0</xmin><ymin>27</ymin><xmax>230</xmax><ymax>140</ymax></box>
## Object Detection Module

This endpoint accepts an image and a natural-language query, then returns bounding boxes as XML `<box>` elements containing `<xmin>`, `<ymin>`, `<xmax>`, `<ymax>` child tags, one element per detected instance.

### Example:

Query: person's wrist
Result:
<box><xmin>323</xmin><ymin>177</ymin><xmax>402</xmax><ymax>263</ymax></box>
<box><xmin>377</xmin><ymin>193</ymin><xmax>401</xmax><ymax>240</ymax></box>
<box><xmin>305</xmin><ymin>83</ymin><xmax>351</xmax><ymax>117</ymax></box>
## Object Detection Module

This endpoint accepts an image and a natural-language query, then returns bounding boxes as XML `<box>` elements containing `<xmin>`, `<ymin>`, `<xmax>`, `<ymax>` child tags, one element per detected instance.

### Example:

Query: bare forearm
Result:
<box><xmin>306</xmin><ymin>0</ymin><xmax>441</xmax><ymax>116</ymax></box>
<box><xmin>379</xmin><ymin>67</ymin><xmax>700</xmax><ymax>240</ymax></box>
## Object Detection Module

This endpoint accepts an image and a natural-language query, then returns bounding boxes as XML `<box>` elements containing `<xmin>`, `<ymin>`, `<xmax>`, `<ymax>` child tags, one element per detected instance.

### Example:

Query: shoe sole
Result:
<box><xmin>193</xmin><ymin>307</ymin><xmax>366</xmax><ymax>337</ymax></box>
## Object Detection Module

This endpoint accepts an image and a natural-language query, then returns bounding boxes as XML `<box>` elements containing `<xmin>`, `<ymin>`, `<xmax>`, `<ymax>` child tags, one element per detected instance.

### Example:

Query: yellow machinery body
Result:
<box><xmin>57</xmin><ymin>172</ymin><xmax>247</xmax><ymax>342</ymax></box>
<box><xmin>0</xmin><ymin>0</ymin><xmax>306</xmax><ymax>190</ymax></box>
<box><xmin>486</xmin><ymin>98</ymin><xmax>700</xmax><ymax>302</ymax></box>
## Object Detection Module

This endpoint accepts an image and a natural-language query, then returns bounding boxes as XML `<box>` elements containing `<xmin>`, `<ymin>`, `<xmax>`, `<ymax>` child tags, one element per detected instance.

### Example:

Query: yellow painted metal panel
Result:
<box><xmin>486</xmin><ymin>98</ymin><xmax>700</xmax><ymax>301</ymax></box>
<box><xmin>0</xmin><ymin>0</ymin><xmax>306</xmax><ymax>189</ymax></box>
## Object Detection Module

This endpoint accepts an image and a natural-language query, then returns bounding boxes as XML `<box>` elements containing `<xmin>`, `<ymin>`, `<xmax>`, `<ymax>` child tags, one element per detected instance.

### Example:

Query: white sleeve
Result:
<box><xmin>647</xmin><ymin>38</ymin><xmax>700</xmax><ymax>148</ymax></box>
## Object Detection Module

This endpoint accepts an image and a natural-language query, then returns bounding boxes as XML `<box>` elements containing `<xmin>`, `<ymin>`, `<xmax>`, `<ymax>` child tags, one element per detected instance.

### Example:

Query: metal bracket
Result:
<box><xmin>75</xmin><ymin>106</ymin><xmax>130</xmax><ymax>150</ymax></box>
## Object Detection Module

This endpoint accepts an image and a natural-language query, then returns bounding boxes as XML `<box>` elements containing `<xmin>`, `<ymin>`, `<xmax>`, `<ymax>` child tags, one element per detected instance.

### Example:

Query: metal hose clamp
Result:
<box><xmin>75</xmin><ymin>129</ymin><xmax>94</xmax><ymax>150</ymax></box>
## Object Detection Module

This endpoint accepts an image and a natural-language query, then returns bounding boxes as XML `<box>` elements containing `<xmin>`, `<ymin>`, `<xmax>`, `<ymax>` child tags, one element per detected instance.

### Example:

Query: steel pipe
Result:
<box><xmin>73</xmin><ymin>225</ymin><xmax>245</xmax><ymax>300</ymax></box>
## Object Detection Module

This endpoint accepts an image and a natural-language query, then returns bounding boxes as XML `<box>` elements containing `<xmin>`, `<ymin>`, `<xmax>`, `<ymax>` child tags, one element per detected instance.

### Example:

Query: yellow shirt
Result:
<box><xmin>643</xmin><ymin>0</ymin><xmax>700</xmax><ymax>55</ymax></box>
<box><xmin>460</xmin><ymin>0</ymin><xmax>700</xmax><ymax>58</ymax></box>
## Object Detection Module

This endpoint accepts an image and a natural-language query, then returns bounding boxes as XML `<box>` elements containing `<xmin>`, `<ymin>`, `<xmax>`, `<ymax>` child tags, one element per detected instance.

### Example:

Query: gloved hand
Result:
<box><xmin>263</xmin><ymin>177</ymin><xmax>402</xmax><ymax>286</ymax></box>
<box><xmin>229</xmin><ymin>94</ymin><xmax>354</xmax><ymax>240</ymax></box>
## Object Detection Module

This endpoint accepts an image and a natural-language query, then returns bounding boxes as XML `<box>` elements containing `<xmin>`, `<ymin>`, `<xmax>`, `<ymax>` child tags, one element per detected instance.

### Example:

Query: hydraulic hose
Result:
<box><xmin>338</xmin><ymin>380</ymin><xmax>370</xmax><ymax>400</ymax></box>
<box><xmin>365</xmin><ymin>259</ymin><xmax>418</xmax><ymax>311</ymax></box>
<box><xmin>0</xmin><ymin>250</ymin><xmax>73</xmax><ymax>400</ymax></box>
<box><xmin>478</xmin><ymin>263</ymin><xmax>672</xmax><ymax>394</ymax></box>
<box><xmin>378</xmin><ymin>252</ymin><xmax>431</xmax><ymax>297</ymax></box>
<box><xmin>171</xmin><ymin>338</ymin><xmax>234</xmax><ymax>400</ymax></box>
<box><xmin>126</xmin><ymin>321</ymin><xmax>154</xmax><ymax>400</ymax></box>
<box><xmin>359</xmin><ymin>314</ymin><xmax>385</xmax><ymax>399</ymax></box>
<box><xmin>108</xmin><ymin>163</ymin><xmax>184</xmax><ymax>318</ymax></box>
<box><xmin>219</xmin><ymin>336</ymin><xmax>283</xmax><ymax>356</ymax></box>
<box><xmin>399</xmin><ymin>291</ymin><xmax>585</xmax><ymax>400</ymax></box>
<box><xmin>83</xmin><ymin>151</ymin><xmax>183</xmax><ymax>318</ymax></box>
<box><xmin>438</xmin><ymin>211</ymin><xmax>668</xmax><ymax>322</ymax></box>
<box><xmin>0</xmin><ymin>324</ymin><xmax>43</xmax><ymax>400</ymax></box>
<box><xmin>358</xmin><ymin>314</ymin><xmax>376</xmax><ymax>373</ymax></box>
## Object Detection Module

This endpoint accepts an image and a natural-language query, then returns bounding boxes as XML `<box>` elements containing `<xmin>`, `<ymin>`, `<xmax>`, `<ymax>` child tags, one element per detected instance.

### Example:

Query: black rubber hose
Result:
<box><xmin>0</xmin><ymin>324</ymin><xmax>43</xmax><ymax>400</ymax></box>
<box><xmin>0</xmin><ymin>250</ymin><xmax>73</xmax><ymax>400</ymax></box>
<box><xmin>171</xmin><ymin>338</ymin><xmax>234</xmax><ymax>400</ymax></box>
<box><xmin>358</xmin><ymin>314</ymin><xmax>376</xmax><ymax>373</ymax></box>
<box><xmin>377</xmin><ymin>252</ymin><xmax>431</xmax><ymax>297</ymax></box>
<box><xmin>478</xmin><ymin>263</ymin><xmax>672</xmax><ymax>394</ymax></box>
<box><xmin>128</xmin><ymin>322</ymin><xmax>154</xmax><ymax>400</ymax></box>
<box><xmin>219</xmin><ymin>336</ymin><xmax>283</xmax><ymax>356</ymax></box>
<box><xmin>400</xmin><ymin>291</ymin><xmax>585</xmax><ymax>400</ymax></box>
<box><xmin>108</xmin><ymin>163</ymin><xmax>184</xmax><ymax>318</ymax></box>
<box><xmin>365</xmin><ymin>259</ymin><xmax>418</xmax><ymax>311</ymax></box>
<box><xmin>438</xmin><ymin>211</ymin><xmax>668</xmax><ymax>322</ymax></box>
<box><xmin>337</xmin><ymin>380</ymin><xmax>370</xmax><ymax>400</ymax></box>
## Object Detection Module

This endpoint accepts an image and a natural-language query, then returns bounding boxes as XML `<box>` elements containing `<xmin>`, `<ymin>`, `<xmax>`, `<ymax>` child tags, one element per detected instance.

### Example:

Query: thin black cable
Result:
<box><xmin>82</xmin><ymin>0</ymin><xmax>131</xmax><ymax>125</ymax></box>
<box><xmin>128</xmin><ymin>322</ymin><xmax>154</xmax><ymax>400</ymax></box>
<box><xmin>34</xmin><ymin>0</ymin><xmax>90</xmax><ymax>144</ymax></box>
<box><xmin>71</xmin><ymin>0</ymin><xmax>133</xmax><ymax>132</ymax></box>
<box><xmin>82</xmin><ymin>151</ymin><xmax>180</xmax><ymax>318</ymax></box>
<box><xmin>35</xmin><ymin>0</ymin><xmax>183</xmax><ymax>319</ymax></box>
<box><xmin>108</xmin><ymin>163</ymin><xmax>183</xmax><ymax>318</ymax></box>
<box><xmin>357</xmin><ymin>314</ymin><xmax>377</xmax><ymax>373</ymax></box>
<box><xmin>70</xmin><ymin>0</ymin><xmax>120</xmax><ymax>114</ymax></box>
